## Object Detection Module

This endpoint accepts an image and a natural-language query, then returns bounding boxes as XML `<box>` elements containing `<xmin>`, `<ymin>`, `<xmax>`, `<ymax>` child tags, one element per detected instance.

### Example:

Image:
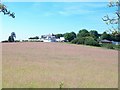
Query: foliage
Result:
<box><xmin>100</xmin><ymin>32</ymin><xmax>112</xmax><ymax>41</ymax></box>
<box><xmin>90</xmin><ymin>30</ymin><xmax>99</xmax><ymax>40</ymax></box>
<box><xmin>84</xmin><ymin>37</ymin><xmax>100</xmax><ymax>46</ymax></box>
<box><xmin>71</xmin><ymin>37</ymin><xmax>85</xmax><ymax>44</ymax></box>
<box><xmin>71</xmin><ymin>38</ymin><xmax>78</xmax><ymax>44</ymax></box>
<box><xmin>59</xmin><ymin>82</ymin><xmax>64</xmax><ymax>89</ymax></box>
<box><xmin>71</xmin><ymin>31</ymin><xmax>76</xmax><ymax>38</ymax></box>
<box><xmin>22</xmin><ymin>40</ymin><xmax>28</xmax><ymax>42</ymax></box>
<box><xmin>64</xmin><ymin>32</ymin><xmax>76</xmax><ymax>42</ymax></box>
<box><xmin>102</xmin><ymin>0</ymin><xmax>119</xmax><ymax>34</ymax></box>
<box><xmin>55</xmin><ymin>34</ymin><xmax>63</xmax><ymax>38</ymax></box>
<box><xmin>8</xmin><ymin>36</ymin><xmax>14</xmax><ymax>42</ymax></box>
<box><xmin>77</xmin><ymin>29</ymin><xmax>90</xmax><ymax>38</ymax></box>
<box><xmin>100</xmin><ymin>44</ymin><xmax>114</xmax><ymax>49</ymax></box>
<box><xmin>71</xmin><ymin>37</ymin><xmax>100</xmax><ymax>46</ymax></box>
<box><xmin>0</xmin><ymin>3</ymin><xmax>15</xmax><ymax>18</ymax></box>
<box><xmin>113</xmin><ymin>33</ymin><xmax>120</xmax><ymax>42</ymax></box>
<box><xmin>100</xmin><ymin>43</ymin><xmax>120</xmax><ymax>50</ymax></box>
<box><xmin>1</xmin><ymin>40</ymin><xmax>8</xmax><ymax>43</ymax></box>
<box><xmin>114</xmin><ymin>45</ymin><xmax>120</xmax><ymax>50</ymax></box>
<box><xmin>8</xmin><ymin>32</ymin><xmax>16</xmax><ymax>42</ymax></box>
<box><xmin>29</xmin><ymin>36</ymin><xmax>39</xmax><ymax>39</ymax></box>
<box><xmin>71</xmin><ymin>29</ymin><xmax>100</xmax><ymax>46</ymax></box>
<box><xmin>15</xmin><ymin>40</ymin><xmax>20</xmax><ymax>42</ymax></box>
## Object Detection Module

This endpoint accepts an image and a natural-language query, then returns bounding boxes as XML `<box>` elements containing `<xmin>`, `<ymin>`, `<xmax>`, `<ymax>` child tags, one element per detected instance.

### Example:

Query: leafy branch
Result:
<box><xmin>0</xmin><ymin>2</ymin><xmax>15</xmax><ymax>18</ymax></box>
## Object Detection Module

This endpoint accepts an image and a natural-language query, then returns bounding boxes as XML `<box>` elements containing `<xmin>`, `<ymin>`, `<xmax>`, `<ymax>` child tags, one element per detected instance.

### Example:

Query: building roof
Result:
<box><xmin>101</xmin><ymin>39</ymin><xmax>112</xmax><ymax>43</ymax></box>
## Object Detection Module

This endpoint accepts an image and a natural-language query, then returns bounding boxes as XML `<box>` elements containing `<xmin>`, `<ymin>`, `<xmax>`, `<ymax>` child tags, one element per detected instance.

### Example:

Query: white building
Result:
<box><xmin>40</xmin><ymin>34</ymin><xmax>57</xmax><ymax>42</ymax></box>
<box><xmin>112</xmin><ymin>41</ymin><xmax>120</xmax><ymax>45</ymax></box>
<box><xmin>40</xmin><ymin>34</ymin><xmax>66</xmax><ymax>42</ymax></box>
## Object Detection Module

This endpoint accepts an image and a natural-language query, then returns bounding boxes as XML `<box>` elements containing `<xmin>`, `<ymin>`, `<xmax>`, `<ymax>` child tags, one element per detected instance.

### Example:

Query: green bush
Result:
<box><xmin>1</xmin><ymin>40</ymin><xmax>8</xmax><ymax>43</ymax></box>
<box><xmin>71</xmin><ymin>38</ymin><xmax>78</xmax><ymax>44</ymax></box>
<box><xmin>15</xmin><ymin>40</ymin><xmax>20</xmax><ymax>42</ymax></box>
<box><xmin>100</xmin><ymin>44</ymin><xmax>114</xmax><ymax>49</ymax></box>
<box><xmin>71</xmin><ymin>38</ymin><xmax>85</xmax><ymax>44</ymax></box>
<box><xmin>84</xmin><ymin>37</ymin><xmax>100</xmax><ymax>46</ymax></box>
<box><xmin>113</xmin><ymin>44</ymin><xmax>120</xmax><ymax>50</ymax></box>
<box><xmin>22</xmin><ymin>40</ymin><xmax>28</xmax><ymax>42</ymax></box>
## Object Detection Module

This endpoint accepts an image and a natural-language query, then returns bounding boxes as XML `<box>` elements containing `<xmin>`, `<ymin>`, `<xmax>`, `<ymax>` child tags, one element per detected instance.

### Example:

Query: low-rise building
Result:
<box><xmin>40</xmin><ymin>34</ymin><xmax>57</xmax><ymax>42</ymax></box>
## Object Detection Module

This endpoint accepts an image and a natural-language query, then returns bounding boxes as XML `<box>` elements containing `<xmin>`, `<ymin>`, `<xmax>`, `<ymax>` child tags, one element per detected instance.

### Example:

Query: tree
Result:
<box><xmin>100</xmin><ymin>32</ymin><xmax>112</xmax><ymax>41</ymax></box>
<box><xmin>102</xmin><ymin>0</ymin><xmax>119</xmax><ymax>35</ymax></box>
<box><xmin>55</xmin><ymin>34</ymin><xmax>63</xmax><ymax>38</ymax></box>
<box><xmin>71</xmin><ymin>32</ymin><xmax>76</xmax><ymax>38</ymax></box>
<box><xmin>113</xmin><ymin>33</ymin><xmax>120</xmax><ymax>41</ymax></box>
<box><xmin>8</xmin><ymin>32</ymin><xmax>16</xmax><ymax>42</ymax></box>
<box><xmin>77</xmin><ymin>29</ymin><xmax>90</xmax><ymax>38</ymax></box>
<box><xmin>0</xmin><ymin>2</ymin><xmax>15</xmax><ymax>18</ymax></box>
<box><xmin>84</xmin><ymin>37</ymin><xmax>100</xmax><ymax>46</ymax></box>
<box><xmin>64</xmin><ymin>32</ymin><xmax>76</xmax><ymax>42</ymax></box>
<box><xmin>89</xmin><ymin>30</ymin><xmax>99</xmax><ymax>40</ymax></box>
<box><xmin>71</xmin><ymin>37</ymin><xmax>85</xmax><ymax>44</ymax></box>
<box><xmin>29</xmin><ymin>36</ymin><xmax>39</xmax><ymax>39</ymax></box>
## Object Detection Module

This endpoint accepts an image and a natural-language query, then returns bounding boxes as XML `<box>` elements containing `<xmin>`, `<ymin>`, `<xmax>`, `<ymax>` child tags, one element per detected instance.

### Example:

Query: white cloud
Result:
<box><xmin>58</xmin><ymin>9</ymin><xmax>95</xmax><ymax>16</ymax></box>
<box><xmin>55</xmin><ymin>3</ymin><xmax>102</xmax><ymax>16</ymax></box>
<box><xmin>39</xmin><ymin>2</ymin><xmax>107</xmax><ymax>16</ymax></box>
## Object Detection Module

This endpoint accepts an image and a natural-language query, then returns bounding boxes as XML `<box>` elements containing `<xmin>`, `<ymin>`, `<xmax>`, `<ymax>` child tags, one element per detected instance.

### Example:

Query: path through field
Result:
<box><xmin>2</xmin><ymin>42</ymin><xmax>118</xmax><ymax>88</ymax></box>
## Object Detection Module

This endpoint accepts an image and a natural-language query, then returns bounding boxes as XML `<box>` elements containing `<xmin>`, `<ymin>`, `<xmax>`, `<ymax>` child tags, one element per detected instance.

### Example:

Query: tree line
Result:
<box><xmin>57</xmin><ymin>29</ymin><xmax>120</xmax><ymax>43</ymax></box>
<box><xmin>56</xmin><ymin>29</ymin><xmax>120</xmax><ymax>50</ymax></box>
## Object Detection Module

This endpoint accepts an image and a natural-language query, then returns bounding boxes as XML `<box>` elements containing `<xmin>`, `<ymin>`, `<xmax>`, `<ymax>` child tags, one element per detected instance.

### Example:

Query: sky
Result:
<box><xmin>0</xmin><ymin>2</ymin><xmax>116</xmax><ymax>41</ymax></box>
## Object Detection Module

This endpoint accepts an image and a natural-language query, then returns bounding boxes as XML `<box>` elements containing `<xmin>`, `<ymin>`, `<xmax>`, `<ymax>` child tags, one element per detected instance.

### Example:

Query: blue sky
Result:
<box><xmin>1</xmin><ymin>2</ymin><xmax>116</xmax><ymax>41</ymax></box>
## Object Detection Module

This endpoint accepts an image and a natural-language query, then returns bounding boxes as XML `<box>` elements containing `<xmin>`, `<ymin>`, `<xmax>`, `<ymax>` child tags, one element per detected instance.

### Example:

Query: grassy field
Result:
<box><xmin>2</xmin><ymin>42</ymin><xmax>118</xmax><ymax>88</ymax></box>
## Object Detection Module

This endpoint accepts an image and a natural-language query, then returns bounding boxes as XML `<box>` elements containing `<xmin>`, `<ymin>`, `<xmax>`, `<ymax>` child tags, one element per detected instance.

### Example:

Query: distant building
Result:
<box><xmin>112</xmin><ymin>41</ymin><xmax>120</xmax><ymax>45</ymax></box>
<box><xmin>100</xmin><ymin>39</ymin><xmax>112</xmax><ymax>44</ymax></box>
<box><xmin>60</xmin><ymin>37</ymin><xmax>65</xmax><ymax>42</ymax></box>
<box><xmin>40</xmin><ymin>34</ymin><xmax>56</xmax><ymax>42</ymax></box>
<box><xmin>56</xmin><ymin>37</ymin><xmax>65</xmax><ymax>42</ymax></box>
<box><xmin>40</xmin><ymin>34</ymin><xmax>65</xmax><ymax>42</ymax></box>
<box><xmin>100</xmin><ymin>39</ymin><xmax>120</xmax><ymax>45</ymax></box>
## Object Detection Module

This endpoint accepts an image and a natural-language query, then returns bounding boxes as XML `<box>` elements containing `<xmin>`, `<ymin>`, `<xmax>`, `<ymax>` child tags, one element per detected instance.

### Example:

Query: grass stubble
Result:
<box><xmin>2</xmin><ymin>42</ymin><xmax>118</xmax><ymax>88</ymax></box>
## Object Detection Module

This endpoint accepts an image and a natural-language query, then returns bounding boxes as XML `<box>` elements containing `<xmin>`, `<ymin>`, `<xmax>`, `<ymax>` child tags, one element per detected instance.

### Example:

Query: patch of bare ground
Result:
<box><xmin>2</xmin><ymin>42</ymin><xmax>118</xmax><ymax>88</ymax></box>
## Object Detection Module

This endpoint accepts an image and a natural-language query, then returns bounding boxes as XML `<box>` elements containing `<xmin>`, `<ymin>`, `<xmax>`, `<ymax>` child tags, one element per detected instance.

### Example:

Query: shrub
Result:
<box><xmin>71</xmin><ymin>38</ymin><xmax>78</xmax><ymax>44</ymax></box>
<box><xmin>100</xmin><ymin>44</ymin><xmax>114</xmax><ymax>49</ymax></box>
<box><xmin>71</xmin><ymin>37</ymin><xmax>85</xmax><ymax>44</ymax></box>
<box><xmin>76</xmin><ymin>38</ymin><xmax>85</xmax><ymax>44</ymax></box>
<box><xmin>84</xmin><ymin>37</ymin><xmax>100</xmax><ymax>46</ymax></box>
<box><xmin>1</xmin><ymin>40</ymin><xmax>8</xmax><ymax>43</ymax></box>
<box><xmin>22</xmin><ymin>40</ymin><xmax>28</xmax><ymax>42</ymax></box>
<box><xmin>115</xmin><ymin>45</ymin><xmax>120</xmax><ymax>50</ymax></box>
<box><xmin>15</xmin><ymin>40</ymin><xmax>20</xmax><ymax>42</ymax></box>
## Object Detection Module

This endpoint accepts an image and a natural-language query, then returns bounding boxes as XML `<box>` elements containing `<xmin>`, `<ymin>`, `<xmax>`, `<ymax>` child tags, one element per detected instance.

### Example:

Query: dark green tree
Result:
<box><xmin>77</xmin><ymin>29</ymin><xmax>90</xmax><ymax>38</ymax></box>
<box><xmin>113</xmin><ymin>33</ymin><xmax>120</xmax><ymax>42</ymax></box>
<box><xmin>71</xmin><ymin>37</ymin><xmax>85</xmax><ymax>44</ymax></box>
<box><xmin>29</xmin><ymin>36</ymin><xmax>39</xmax><ymax>39</ymax></box>
<box><xmin>90</xmin><ymin>30</ymin><xmax>99</xmax><ymax>40</ymax></box>
<box><xmin>84</xmin><ymin>37</ymin><xmax>100</xmax><ymax>46</ymax></box>
<box><xmin>55</xmin><ymin>34</ymin><xmax>63</xmax><ymax>38</ymax></box>
<box><xmin>64</xmin><ymin>32</ymin><xmax>76</xmax><ymax>42</ymax></box>
<box><xmin>8</xmin><ymin>32</ymin><xmax>16</xmax><ymax>42</ymax></box>
<box><xmin>100</xmin><ymin>32</ymin><xmax>112</xmax><ymax>41</ymax></box>
<box><xmin>71</xmin><ymin>32</ymin><xmax>76</xmax><ymax>38</ymax></box>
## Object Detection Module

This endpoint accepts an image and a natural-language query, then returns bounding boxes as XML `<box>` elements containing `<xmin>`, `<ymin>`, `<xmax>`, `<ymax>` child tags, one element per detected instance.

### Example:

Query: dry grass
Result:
<box><xmin>2</xmin><ymin>42</ymin><xmax>118</xmax><ymax>88</ymax></box>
